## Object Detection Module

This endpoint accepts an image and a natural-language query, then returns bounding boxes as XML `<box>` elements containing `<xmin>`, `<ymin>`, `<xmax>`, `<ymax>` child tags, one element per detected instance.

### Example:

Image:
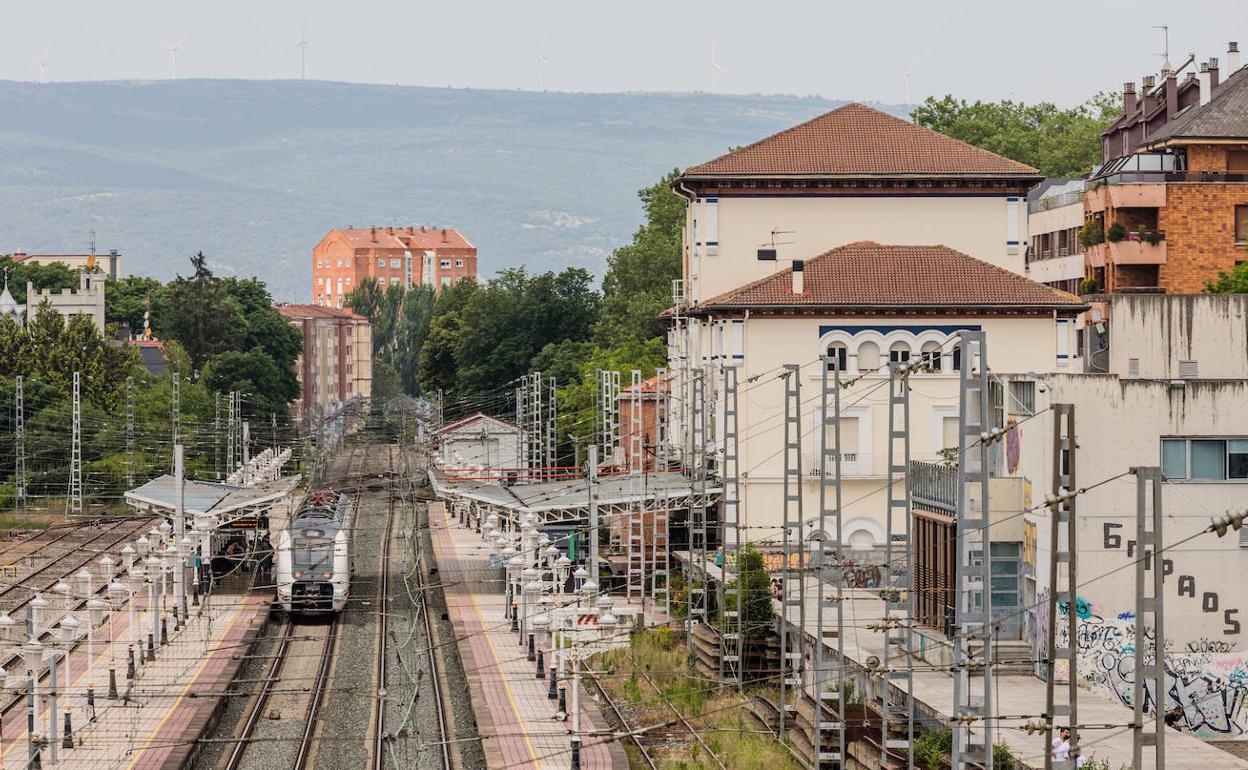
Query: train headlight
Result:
<box><xmin>323</xmin><ymin>572</ymin><xmax>331</xmax><ymax>579</ymax></box>
<box><xmin>294</xmin><ymin>571</ymin><xmax>302</xmax><ymax>578</ymax></box>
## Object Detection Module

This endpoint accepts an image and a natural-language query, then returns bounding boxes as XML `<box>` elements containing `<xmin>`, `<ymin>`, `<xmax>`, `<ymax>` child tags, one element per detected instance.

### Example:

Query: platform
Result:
<box><xmin>0</xmin><ymin>588</ymin><xmax>269</xmax><ymax>770</ymax></box>
<box><xmin>429</xmin><ymin>501</ymin><xmax>628</xmax><ymax>770</ymax></box>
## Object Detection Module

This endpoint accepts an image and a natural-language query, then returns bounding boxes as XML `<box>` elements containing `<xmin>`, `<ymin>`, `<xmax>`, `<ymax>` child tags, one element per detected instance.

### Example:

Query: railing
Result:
<box><xmin>1027</xmin><ymin>189</ymin><xmax>1086</xmax><ymax>213</ymax></box>
<box><xmin>1097</xmin><ymin>171</ymin><xmax>1248</xmax><ymax>185</ymax></box>
<box><xmin>909</xmin><ymin>460</ymin><xmax>957</xmax><ymax>513</ymax></box>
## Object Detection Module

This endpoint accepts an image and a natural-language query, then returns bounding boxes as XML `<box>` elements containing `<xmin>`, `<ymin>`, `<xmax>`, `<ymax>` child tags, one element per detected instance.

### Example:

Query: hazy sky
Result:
<box><xmin>1</xmin><ymin>0</ymin><xmax>1242</xmax><ymax>104</ymax></box>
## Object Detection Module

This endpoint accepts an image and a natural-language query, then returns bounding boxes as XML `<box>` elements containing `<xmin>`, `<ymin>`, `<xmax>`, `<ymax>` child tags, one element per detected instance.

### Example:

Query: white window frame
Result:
<box><xmin>1161</xmin><ymin>436</ymin><xmax>1248</xmax><ymax>482</ymax></box>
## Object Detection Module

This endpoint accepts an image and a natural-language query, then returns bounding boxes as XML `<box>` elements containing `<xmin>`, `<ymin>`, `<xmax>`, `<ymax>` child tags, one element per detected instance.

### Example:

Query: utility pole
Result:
<box><xmin>529</xmin><ymin>373</ymin><xmax>543</xmax><ymax>479</ymax></box>
<box><xmin>627</xmin><ymin>370</ymin><xmax>644</xmax><ymax>602</ymax></box>
<box><xmin>125</xmin><ymin>376</ymin><xmax>135</xmax><ymax>489</ymax></box>
<box><xmin>214</xmin><ymin>393</ymin><xmax>221</xmax><ymax>480</ymax></box>
<box><xmin>14</xmin><ymin>376</ymin><xmax>26</xmax><ymax>510</ymax></box>
<box><xmin>688</xmin><ymin>368</ymin><xmax>708</xmax><ymax>628</ymax></box>
<box><xmin>227</xmin><ymin>391</ymin><xmax>237</xmax><ymax>478</ymax></box>
<box><xmin>587</xmin><ymin>445</ymin><xmax>599</xmax><ymax>581</ymax></box>
<box><xmin>1046</xmin><ymin>404</ymin><xmax>1079</xmax><ymax>770</ymax></box>
<box><xmin>882</xmin><ymin>361</ymin><xmax>916</xmax><ymax>768</ymax></box>
<box><xmin>69</xmin><ymin>372</ymin><xmax>83</xmax><ymax>515</ymax></box>
<box><xmin>546</xmin><ymin>376</ymin><xmax>557</xmax><ymax>471</ymax></box>
<box><xmin>242</xmin><ymin>422</ymin><xmax>251</xmax><ymax>485</ymax></box>
<box><xmin>174</xmin><ymin>445</ymin><xmax>186</xmax><ymax>621</ymax></box>
<box><xmin>170</xmin><ymin>373</ymin><xmax>180</xmax><ymax>472</ymax></box>
<box><xmin>719</xmin><ymin>365</ymin><xmax>741</xmax><ymax>689</ymax></box>
<box><xmin>1133</xmin><ymin>466</ymin><xmax>1166</xmax><ymax>769</ymax></box>
<box><xmin>952</xmin><ymin>331</ymin><xmax>993</xmax><ymax>770</ymax></box>
<box><xmin>778</xmin><ymin>364</ymin><xmax>804</xmax><ymax>737</ymax></box>
<box><xmin>814</xmin><ymin>354</ymin><xmax>846</xmax><ymax>766</ymax></box>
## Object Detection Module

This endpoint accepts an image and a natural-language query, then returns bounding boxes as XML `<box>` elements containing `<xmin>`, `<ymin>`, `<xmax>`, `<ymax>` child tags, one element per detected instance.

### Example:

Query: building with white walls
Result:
<box><xmin>1026</xmin><ymin>179</ymin><xmax>1087</xmax><ymax>294</ymax></box>
<box><xmin>26</xmin><ymin>272</ymin><xmax>106</xmax><ymax>332</ymax></box>
<box><xmin>673</xmin><ymin>102</ymin><xmax>1042</xmax><ymax>306</ymax></box>
<box><xmin>436</xmin><ymin>412</ymin><xmax>525</xmax><ymax>476</ymax></box>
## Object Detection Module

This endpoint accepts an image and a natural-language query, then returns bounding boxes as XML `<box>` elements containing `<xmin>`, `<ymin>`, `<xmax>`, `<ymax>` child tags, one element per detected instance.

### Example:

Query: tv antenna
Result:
<box><xmin>762</xmin><ymin>228</ymin><xmax>797</xmax><ymax>249</ymax></box>
<box><xmin>1154</xmin><ymin>24</ymin><xmax>1170</xmax><ymax>70</ymax></box>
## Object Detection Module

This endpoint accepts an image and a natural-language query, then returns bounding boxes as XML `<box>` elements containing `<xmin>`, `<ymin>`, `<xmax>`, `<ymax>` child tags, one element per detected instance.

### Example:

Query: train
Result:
<box><xmin>275</xmin><ymin>489</ymin><xmax>351</xmax><ymax>614</ymax></box>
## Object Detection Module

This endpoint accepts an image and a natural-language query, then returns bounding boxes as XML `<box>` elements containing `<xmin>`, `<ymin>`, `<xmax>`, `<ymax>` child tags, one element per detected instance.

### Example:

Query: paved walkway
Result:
<box><xmin>0</xmin><ymin>587</ymin><xmax>268</xmax><ymax>770</ymax></box>
<box><xmin>430</xmin><ymin>501</ymin><xmax>626</xmax><ymax>770</ymax></box>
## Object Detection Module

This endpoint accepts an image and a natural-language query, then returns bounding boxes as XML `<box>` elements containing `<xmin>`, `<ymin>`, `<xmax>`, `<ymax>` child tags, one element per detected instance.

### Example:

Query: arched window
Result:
<box><xmin>921</xmin><ymin>341</ymin><xmax>942</xmax><ymax>372</ymax></box>
<box><xmin>856</xmin><ymin>341</ymin><xmax>880</xmax><ymax>373</ymax></box>
<box><xmin>889</xmin><ymin>341</ymin><xmax>911</xmax><ymax>364</ymax></box>
<box><xmin>826</xmin><ymin>343</ymin><xmax>848</xmax><ymax>373</ymax></box>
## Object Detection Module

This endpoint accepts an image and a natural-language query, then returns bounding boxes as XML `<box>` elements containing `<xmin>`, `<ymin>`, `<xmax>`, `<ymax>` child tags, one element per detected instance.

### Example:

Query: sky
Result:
<box><xmin>0</xmin><ymin>0</ymin><xmax>1242</xmax><ymax>105</ymax></box>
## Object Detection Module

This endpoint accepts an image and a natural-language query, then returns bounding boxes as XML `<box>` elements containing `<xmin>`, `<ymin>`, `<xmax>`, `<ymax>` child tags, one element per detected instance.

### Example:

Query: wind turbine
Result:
<box><xmin>536</xmin><ymin>48</ymin><xmax>549</xmax><ymax>91</ymax></box>
<box><xmin>161</xmin><ymin>35</ymin><xmax>188</xmax><ymax>80</ymax></box>
<box><xmin>707</xmin><ymin>41</ymin><xmax>725</xmax><ymax>94</ymax></box>
<box><xmin>32</xmin><ymin>51</ymin><xmax>48</xmax><ymax>83</ymax></box>
<box><xmin>295</xmin><ymin>24</ymin><xmax>309</xmax><ymax>79</ymax></box>
<box><xmin>897</xmin><ymin>57</ymin><xmax>917</xmax><ymax>105</ymax></box>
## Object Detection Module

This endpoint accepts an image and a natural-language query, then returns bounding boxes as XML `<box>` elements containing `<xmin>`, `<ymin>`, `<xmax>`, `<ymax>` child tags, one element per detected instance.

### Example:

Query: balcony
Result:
<box><xmin>1084</xmin><ymin>183</ymin><xmax>1166</xmax><ymax>213</ymax></box>
<box><xmin>1085</xmin><ymin>238</ymin><xmax>1166</xmax><ymax>268</ymax></box>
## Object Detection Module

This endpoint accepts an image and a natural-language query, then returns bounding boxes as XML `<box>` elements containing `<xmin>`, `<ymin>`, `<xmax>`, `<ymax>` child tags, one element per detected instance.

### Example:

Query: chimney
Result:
<box><xmin>1209</xmin><ymin>57</ymin><xmax>1220</xmax><ymax>91</ymax></box>
<box><xmin>1200</xmin><ymin>62</ymin><xmax>1212</xmax><ymax>106</ymax></box>
<box><xmin>1141</xmin><ymin>75</ymin><xmax>1157</xmax><ymax>112</ymax></box>
<box><xmin>407</xmin><ymin>226</ymin><xmax>414</xmax><ymax>234</ymax></box>
<box><xmin>1164</xmin><ymin>68</ymin><xmax>1178</xmax><ymax>120</ymax></box>
<box><xmin>441</xmin><ymin>228</ymin><xmax>448</xmax><ymax>242</ymax></box>
<box><xmin>1230</xmin><ymin>42</ymin><xmax>1241</xmax><ymax>73</ymax></box>
<box><xmin>1123</xmin><ymin>81</ymin><xmax>1137</xmax><ymax>114</ymax></box>
<box><xmin>791</xmin><ymin>260</ymin><xmax>805</xmax><ymax>295</ymax></box>
<box><xmin>387</xmin><ymin>225</ymin><xmax>394</xmax><ymax>235</ymax></box>
<box><xmin>419</xmin><ymin>225</ymin><xmax>426</xmax><ymax>233</ymax></box>
<box><xmin>370</xmin><ymin>226</ymin><xmax>377</xmax><ymax>242</ymax></box>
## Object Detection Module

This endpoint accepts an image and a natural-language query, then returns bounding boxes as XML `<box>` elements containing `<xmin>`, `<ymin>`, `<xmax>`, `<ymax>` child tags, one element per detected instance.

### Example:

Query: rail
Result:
<box><xmin>223</xmin><ymin>622</ymin><xmax>295</xmax><ymax>770</ymax></box>
<box><xmin>585</xmin><ymin>667</ymin><xmax>658</xmax><ymax>769</ymax></box>
<box><xmin>372</xmin><ymin>446</ymin><xmax>397</xmax><ymax>770</ymax></box>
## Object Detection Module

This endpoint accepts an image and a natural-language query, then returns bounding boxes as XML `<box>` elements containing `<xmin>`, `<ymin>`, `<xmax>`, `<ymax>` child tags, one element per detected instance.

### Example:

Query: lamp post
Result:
<box><xmin>107</xmin><ymin>580</ymin><xmax>125</xmax><ymax>698</ymax></box>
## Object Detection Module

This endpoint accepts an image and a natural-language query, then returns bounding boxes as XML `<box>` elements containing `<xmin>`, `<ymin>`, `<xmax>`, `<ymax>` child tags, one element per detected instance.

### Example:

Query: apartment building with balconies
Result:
<box><xmin>1085</xmin><ymin>43</ymin><xmax>1248</xmax><ymax>293</ymax></box>
<box><xmin>1027</xmin><ymin>178</ymin><xmax>1087</xmax><ymax>294</ymax></box>
<box><xmin>311</xmin><ymin>226</ymin><xmax>477</xmax><ymax>307</ymax></box>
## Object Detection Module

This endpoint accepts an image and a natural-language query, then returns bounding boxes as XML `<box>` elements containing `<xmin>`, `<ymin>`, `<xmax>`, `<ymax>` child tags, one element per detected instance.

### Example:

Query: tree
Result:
<box><xmin>161</xmin><ymin>253</ymin><xmax>240</xmax><ymax>369</ymax></box>
<box><xmin>372</xmin><ymin>361</ymin><xmax>402</xmax><ymax>402</ymax></box>
<box><xmin>417</xmin><ymin>311</ymin><xmax>462</xmax><ymax>396</ymax></box>
<box><xmin>595</xmin><ymin>170</ymin><xmax>684</xmax><ymax>345</ymax></box>
<box><xmin>105</xmin><ymin>275</ymin><xmax>167</xmax><ymax>334</ymax></box>
<box><xmin>911</xmin><ymin>92</ymin><xmax>1120</xmax><ymax>177</ymax></box>
<box><xmin>202</xmin><ymin>347</ymin><xmax>297</xmax><ymax>415</ymax></box>
<box><xmin>1205</xmin><ymin>259</ymin><xmax>1248</xmax><ymax>294</ymax></box>
<box><xmin>0</xmin><ymin>255</ymin><xmax>80</xmax><ymax>303</ymax></box>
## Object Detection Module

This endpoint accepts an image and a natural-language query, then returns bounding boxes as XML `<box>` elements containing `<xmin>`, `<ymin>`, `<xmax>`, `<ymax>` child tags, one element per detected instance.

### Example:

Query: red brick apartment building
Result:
<box><xmin>1088</xmin><ymin>44</ymin><xmax>1248</xmax><ymax>293</ymax></box>
<box><xmin>312</xmin><ymin>226</ymin><xmax>477</xmax><ymax>307</ymax></box>
<box><xmin>275</xmin><ymin>304</ymin><xmax>372</xmax><ymax>427</ymax></box>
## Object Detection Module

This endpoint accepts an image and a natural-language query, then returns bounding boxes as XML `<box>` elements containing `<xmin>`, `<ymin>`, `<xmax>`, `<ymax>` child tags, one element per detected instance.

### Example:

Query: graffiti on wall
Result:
<box><xmin>1051</xmin><ymin>597</ymin><xmax>1248</xmax><ymax>738</ymax></box>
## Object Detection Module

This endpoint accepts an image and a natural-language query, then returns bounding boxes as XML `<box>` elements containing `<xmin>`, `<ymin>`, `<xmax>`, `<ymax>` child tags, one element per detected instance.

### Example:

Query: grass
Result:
<box><xmin>599</xmin><ymin>628</ymin><xmax>801</xmax><ymax>770</ymax></box>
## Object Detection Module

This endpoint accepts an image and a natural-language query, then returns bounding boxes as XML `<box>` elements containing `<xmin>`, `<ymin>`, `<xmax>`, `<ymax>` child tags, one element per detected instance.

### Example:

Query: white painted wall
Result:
<box><xmin>440</xmin><ymin>421</ymin><xmax>524</xmax><ymax>471</ymax></box>
<box><xmin>1106</xmin><ymin>294</ymin><xmax>1248</xmax><ymax>380</ymax></box>
<box><xmin>686</xmin><ymin>194</ymin><xmax>1026</xmax><ymax>303</ymax></box>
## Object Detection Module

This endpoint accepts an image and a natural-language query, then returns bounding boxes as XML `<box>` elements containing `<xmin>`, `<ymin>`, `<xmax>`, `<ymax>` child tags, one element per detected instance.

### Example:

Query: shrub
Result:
<box><xmin>1107</xmin><ymin>222</ymin><xmax>1127</xmax><ymax>242</ymax></box>
<box><xmin>1080</xmin><ymin>277</ymin><xmax>1101</xmax><ymax>295</ymax></box>
<box><xmin>914</xmin><ymin>728</ymin><xmax>953</xmax><ymax>770</ymax></box>
<box><xmin>1079</xmin><ymin>219</ymin><xmax>1105</xmax><ymax>248</ymax></box>
<box><xmin>993</xmin><ymin>741</ymin><xmax>1015</xmax><ymax>768</ymax></box>
<box><xmin>1141</xmin><ymin>230</ymin><xmax>1165</xmax><ymax>245</ymax></box>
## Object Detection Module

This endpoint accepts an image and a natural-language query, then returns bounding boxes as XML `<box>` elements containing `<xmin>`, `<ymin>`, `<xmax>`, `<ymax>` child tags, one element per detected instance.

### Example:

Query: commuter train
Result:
<box><xmin>275</xmin><ymin>490</ymin><xmax>351</xmax><ymax>614</ymax></box>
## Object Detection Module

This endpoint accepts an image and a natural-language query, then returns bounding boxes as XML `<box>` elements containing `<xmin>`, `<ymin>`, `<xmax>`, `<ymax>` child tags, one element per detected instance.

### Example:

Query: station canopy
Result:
<box><xmin>125</xmin><ymin>475</ymin><xmax>301</xmax><ymax>528</ymax></box>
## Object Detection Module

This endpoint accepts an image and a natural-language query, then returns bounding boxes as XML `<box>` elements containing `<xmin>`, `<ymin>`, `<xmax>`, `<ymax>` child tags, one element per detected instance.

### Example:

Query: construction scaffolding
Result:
<box><xmin>952</xmin><ymin>331</ymin><xmax>993</xmax><ymax>769</ymax></box>
<box><xmin>811</xmin><ymin>354</ymin><xmax>845</xmax><ymax>767</ymax></box>
<box><xmin>1045</xmin><ymin>403</ymin><xmax>1080</xmax><ymax>770</ymax></box>
<box><xmin>778</xmin><ymin>363</ymin><xmax>804</xmax><ymax>736</ymax></box>
<box><xmin>882</xmin><ymin>362</ymin><xmax>916</xmax><ymax>768</ymax></box>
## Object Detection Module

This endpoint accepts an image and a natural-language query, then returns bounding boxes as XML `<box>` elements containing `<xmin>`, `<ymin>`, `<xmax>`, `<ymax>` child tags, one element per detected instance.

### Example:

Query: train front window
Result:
<box><xmin>294</xmin><ymin>536</ymin><xmax>333</xmax><ymax>576</ymax></box>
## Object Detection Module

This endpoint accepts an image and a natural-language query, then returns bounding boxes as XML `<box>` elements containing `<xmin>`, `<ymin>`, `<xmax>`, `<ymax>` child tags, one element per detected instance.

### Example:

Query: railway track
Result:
<box><xmin>371</xmin><ymin>445</ymin><xmax>395</xmax><ymax>770</ymax></box>
<box><xmin>408</xmin><ymin>443</ymin><xmax>452</xmax><ymax>770</ymax></box>
<box><xmin>584</xmin><ymin>667</ymin><xmax>659</xmax><ymax>770</ymax></box>
<box><xmin>296</xmin><ymin>618</ymin><xmax>340</xmax><ymax>770</ymax></box>
<box><xmin>636</xmin><ymin>668</ymin><xmax>728</xmax><ymax>770</ymax></box>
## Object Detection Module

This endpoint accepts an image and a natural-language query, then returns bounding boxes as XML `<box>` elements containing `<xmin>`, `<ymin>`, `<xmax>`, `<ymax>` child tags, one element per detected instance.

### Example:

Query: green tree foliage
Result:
<box><xmin>202</xmin><ymin>348</ymin><xmax>298</xmax><ymax>416</ymax></box>
<box><xmin>161</xmin><ymin>252</ymin><xmax>240</xmax><ymax>369</ymax></box>
<box><xmin>104</xmin><ymin>275</ymin><xmax>166</xmax><ymax>334</ymax></box>
<box><xmin>595</xmin><ymin>170</ymin><xmax>684</xmax><ymax>346</ymax></box>
<box><xmin>0</xmin><ymin>308</ymin><xmax>140</xmax><ymax>408</ymax></box>
<box><xmin>911</xmin><ymin>92</ymin><xmax>1120</xmax><ymax>177</ymax></box>
<box><xmin>343</xmin><ymin>280</ymin><xmax>439</xmax><ymax>396</ymax></box>
<box><xmin>371</xmin><ymin>361</ymin><xmax>402</xmax><ymax>402</ymax></box>
<box><xmin>1206</xmin><ymin>244</ymin><xmax>1248</xmax><ymax>293</ymax></box>
<box><xmin>723</xmin><ymin>544</ymin><xmax>774</xmax><ymax>640</ymax></box>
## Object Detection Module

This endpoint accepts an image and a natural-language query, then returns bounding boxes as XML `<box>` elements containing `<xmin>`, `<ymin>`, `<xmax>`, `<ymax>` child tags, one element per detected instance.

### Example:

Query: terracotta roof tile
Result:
<box><xmin>697</xmin><ymin>243</ymin><xmax>1083</xmax><ymax>311</ymax></box>
<box><xmin>331</xmin><ymin>227</ymin><xmax>475</xmax><ymax>251</ymax></box>
<box><xmin>684</xmin><ymin>103</ymin><xmax>1039</xmax><ymax>178</ymax></box>
<box><xmin>275</xmin><ymin>303</ymin><xmax>367</xmax><ymax>320</ymax></box>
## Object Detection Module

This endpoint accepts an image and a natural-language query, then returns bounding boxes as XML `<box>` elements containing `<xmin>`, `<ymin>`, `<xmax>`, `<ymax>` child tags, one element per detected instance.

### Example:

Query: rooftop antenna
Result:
<box><xmin>295</xmin><ymin>24</ymin><xmax>309</xmax><ymax>80</ymax></box>
<box><xmin>1154</xmin><ymin>24</ymin><xmax>1170</xmax><ymax>71</ymax></box>
<box><xmin>33</xmin><ymin>51</ymin><xmax>48</xmax><ymax>83</ymax></box>
<box><xmin>898</xmin><ymin>57</ymin><xmax>917</xmax><ymax>105</ymax></box>
<box><xmin>707</xmin><ymin>40</ymin><xmax>725</xmax><ymax>94</ymax></box>
<box><xmin>161</xmin><ymin>35</ymin><xmax>188</xmax><ymax>80</ymax></box>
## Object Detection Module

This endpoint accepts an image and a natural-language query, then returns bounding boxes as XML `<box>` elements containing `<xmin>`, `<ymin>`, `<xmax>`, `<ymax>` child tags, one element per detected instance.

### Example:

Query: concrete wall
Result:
<box><xmin>1106</xmin><ymin>293</ymin><xmax>1248</xmax><ymax>379</ymax></box>
<box><xmin>440</xmin><ymin>422</ymin><xmax>523</xmax><ymax>471</ymax></box>
<box><xmin>26</xmin><ymin>273</ymin><xmax>105</xmax><ymax>332</ymax></box>
<box><xmin>1017</xmin><ymin>375</ymin><xmax>1248</xmax><ymax>738</ymax></box>
<box><xmin>686</xmin><ymin>194</ymin><xmax>1026</xmax><ymax>303</ymax></box>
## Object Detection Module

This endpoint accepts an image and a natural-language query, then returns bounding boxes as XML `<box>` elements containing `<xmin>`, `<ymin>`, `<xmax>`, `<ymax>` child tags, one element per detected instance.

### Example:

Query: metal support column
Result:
<box><xmin>719</xmin><ymin>365</ymin><xmax>742</xmax><ymax>688</ymax></box>
<box><xmin>14</xmin><ymin>376</ymin><xmax>26</xmax><ymax>510</ymax></box>
<box><xmin>170</xmin><ymin>373</ymin><xmax>180</xmax><ymax>472</ymax></box>
<box><xmin>125</xmin><ymin>376</ymin><xmax>135</xmax><ymax>489</ymax></box>
<box><xmin>813</xmin><ymin>355</ymin><xmax>845</xmax><ymax>767</ymax></box>
<box><xmin>1045</xmin><ymin>403</ymin><xmax>1079</xmax><ymax>770</ymax></box>
<box><xmin>653</xmin><ymin>369</ymin><xmax>672</xmax><ymax>615</ymax></box>
<box><xmin>882</xmin><ymin>362</ymin><xmax>915</xmax><ymax>768</ymax></box>
<box><xmin>626</xmin><ymin>370</ymin><xmax>645</xmax><ymax>601</ymax></box>
<box><xmin>69</xmin><ymin>372</ymin><xmax>83</xmax><ymax>514</ymax></box>
<box><xmin>546</xmin><ymin>376</ymin><xmax>558</xmax><ymax>473</ymax></box>
<box><xmin>688</xmin><ymin>368</ymin><xmax>709</xmax><ymax>626</ymax></box>
<box><xmin>1133</xmin><ymin>466</ymin><xmax>1165</xmax><ymax>770</ymax></box>
<box><xmin>778</xmin><ymin>364</ymin><xmax>804</xmax><ymax>737</ymax></box>
<box><xmin>952</xmin><ymin>332</ymin><xmax>992</xmax><ymax>770</ymax></box>
<box><xmin>529</xmin><ymin>373</ymin><xmax>543</xmax><ymax>479</ymax></box>
<box><xmin>214</xmin><ymin>393</ymin><xmax>222</xmax><ymax>480</ymax></box>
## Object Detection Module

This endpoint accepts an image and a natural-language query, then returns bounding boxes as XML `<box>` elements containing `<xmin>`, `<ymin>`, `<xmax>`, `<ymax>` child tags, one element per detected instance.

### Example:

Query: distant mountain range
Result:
<box><xmin>0</xmin><ymin>79</ymin><xmax>909</xmax><ymax>301</ymax></box>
